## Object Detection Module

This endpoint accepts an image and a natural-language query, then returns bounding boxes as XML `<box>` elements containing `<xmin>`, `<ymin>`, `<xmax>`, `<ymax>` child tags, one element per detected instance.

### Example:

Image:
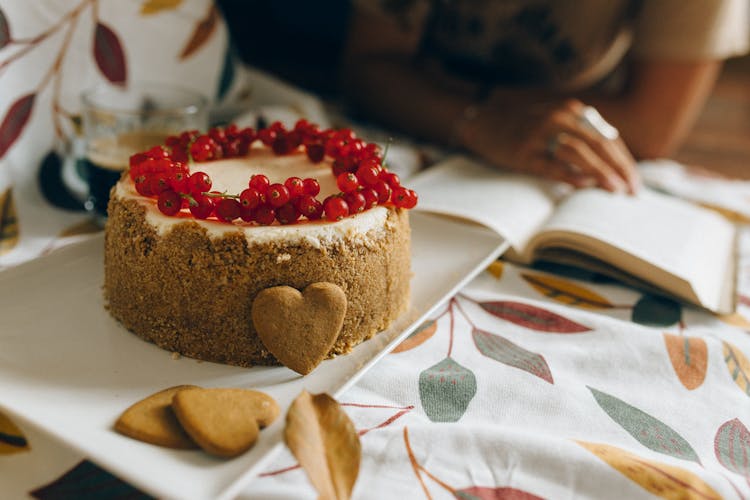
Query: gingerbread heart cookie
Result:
<box><xmin>251</xmin><ymin>282</ymin><xmax>347</xmax><ymax>375</ymax></box>
<box><xmin>172</xmin><ymin>387</ymin><xmax>280</xmax><ymax>458</ymax></box>
<box><xmin>114</xmin><ymin>385</ymin><xmax>199</xmax><ymax>449</ymax></box>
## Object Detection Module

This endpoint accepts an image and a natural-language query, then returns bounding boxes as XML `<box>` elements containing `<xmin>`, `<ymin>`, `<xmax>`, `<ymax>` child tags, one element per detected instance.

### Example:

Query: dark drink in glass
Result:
<box><xmin>84</xmin><ymin>131</ymin><xmax>168</xmax><ymax>221</ymax></box>
<box><xmin>81</xmin><ymin>83</ymin><xmax>208</xmax><ymax>226</ymax></box>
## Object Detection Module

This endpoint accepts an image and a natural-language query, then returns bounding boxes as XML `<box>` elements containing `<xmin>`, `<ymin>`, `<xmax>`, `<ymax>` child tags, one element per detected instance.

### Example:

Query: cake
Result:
<box><xmin>104</xmin><ymin>121</ymin><xmax>417</xmax><ymax>370</ymax></box>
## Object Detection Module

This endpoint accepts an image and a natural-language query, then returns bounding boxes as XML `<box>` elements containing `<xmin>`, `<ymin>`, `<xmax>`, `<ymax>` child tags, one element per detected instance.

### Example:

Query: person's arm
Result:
<box><xmin>589</xmin><ymin>59</ymin><xmax>722</xmax><ymax>159</ymax></box>
<box><xmin>341</xmin><ymin>6</ymin><xmax>640</xmax><ymax>193</ymax></box>
<box><xmin>344</xmin><ymin>6</ymin><xmax>721</xmax><ymax>189</ymax></box>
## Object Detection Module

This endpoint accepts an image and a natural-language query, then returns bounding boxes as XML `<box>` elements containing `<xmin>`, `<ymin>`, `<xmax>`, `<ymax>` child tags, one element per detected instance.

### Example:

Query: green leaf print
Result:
<box><xmin>589</xmin><ymin>387</ymin><xmax>700</xmax><ymax>463</ymax></box>
<box><xmin>472</xmin><ymin>328</ymin><xmax>553</xmax><ymax>384</ymax></box>
<box><xmin>419</xmin><ymin>357</ymin><xmax>476</xmax><ymax>422</ymax></box>
<box><xmin>631</xmin><ymin>295</ymin><xmax>681</xmax><ymax>327</ymax></box>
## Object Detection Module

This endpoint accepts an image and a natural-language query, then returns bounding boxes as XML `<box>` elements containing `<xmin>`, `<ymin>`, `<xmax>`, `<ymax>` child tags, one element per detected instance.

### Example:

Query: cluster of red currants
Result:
<box><xmin>127</xmin><ymin>120</ymin><xmax>418</xmax><ymax>225</ymax></box>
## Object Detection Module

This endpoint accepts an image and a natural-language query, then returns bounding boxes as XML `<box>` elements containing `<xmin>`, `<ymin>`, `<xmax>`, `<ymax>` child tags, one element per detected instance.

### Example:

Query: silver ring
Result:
<box><xmin>546</xmin><ymin>132</ymin><xmax>566</xmax><ymax>158</ymax></box>
<box><xmin>580</xmin><ymin>106</ymin><xmax>619</xmax><ymax>140</ymax></box>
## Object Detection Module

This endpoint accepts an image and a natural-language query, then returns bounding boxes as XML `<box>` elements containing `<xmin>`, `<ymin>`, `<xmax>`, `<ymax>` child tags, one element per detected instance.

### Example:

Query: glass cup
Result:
<box><xmin>81</xmin><ymin>83</ymin><xmax>208</xmax><ymax>225</ymax></box>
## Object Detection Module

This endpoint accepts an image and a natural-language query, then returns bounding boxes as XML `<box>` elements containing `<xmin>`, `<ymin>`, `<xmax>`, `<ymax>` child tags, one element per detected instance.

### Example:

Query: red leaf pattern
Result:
<box><xmin>714</xmin><ymin>418</ymin><xmax>750</xmax><ymax>478</ymax></box>
<box><xmin>0</xmin><ymin>7</ymin><xmax>10</xmax><ymax>49</ymax></box>
<box><xmin>93</xmin><ymin>22</ymin><xmax>127</xmax><ymax>84</ymax></box>
<box><xmin>480</xmin><ymin>301</ymin><xmax>591</xmax><ymax>333</ymax></box>
<box><xmin>0</xmin><ymin>93</ymin><xmax>35</xmax><ymax>159</ymax></box>
<box><xmin>472</xmin><ymin>328</ymin><xmax>554</xmax><ymax>383</ymax></box>
<box><xmin>179</xmin><ymin>4</ymin><xmax>218</xmax><ymax>59</ymax></box>
<box><xmin>455</xmin><ymin>486</ymin><xmax>544</xmax><ymax>500</ymax></box>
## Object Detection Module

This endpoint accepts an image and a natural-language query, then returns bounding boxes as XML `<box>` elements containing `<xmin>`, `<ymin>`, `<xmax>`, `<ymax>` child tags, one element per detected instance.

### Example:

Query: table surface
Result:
<box><xmin>3</xmin><ymin>163</ymin><xmax>750</xmax><ymax>500</ymax></box>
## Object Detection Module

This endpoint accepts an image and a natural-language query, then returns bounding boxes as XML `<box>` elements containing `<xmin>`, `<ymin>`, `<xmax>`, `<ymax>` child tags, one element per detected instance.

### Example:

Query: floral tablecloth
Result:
<box><xmin>2</xmin><ymin>164</ymin><xmax>750</xmax><ymax>500</ymax></box>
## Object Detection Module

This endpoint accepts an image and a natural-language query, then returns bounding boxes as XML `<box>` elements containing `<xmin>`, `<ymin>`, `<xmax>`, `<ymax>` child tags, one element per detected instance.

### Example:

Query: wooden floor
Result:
<box><xmin>674</xmin><ymin>56</ymin><xmax>750</xmax><ymax>179</ymax></box>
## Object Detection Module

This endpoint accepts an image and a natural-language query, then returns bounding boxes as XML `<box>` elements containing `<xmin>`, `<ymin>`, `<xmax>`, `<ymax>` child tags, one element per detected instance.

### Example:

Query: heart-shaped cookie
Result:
<box><xmin>251</xmin><ymin>282</ymin><xmax>347</xmax><ymax>375</ymax></box>
<box><xmin>171</xmin><ymin>387</ymin><xmax>280</xmax><ymax>458</ymax></box>
<box><xmin>114</xmin><ymin>385</ymin><xmax>199</xmax><ymax>449</ymax></box>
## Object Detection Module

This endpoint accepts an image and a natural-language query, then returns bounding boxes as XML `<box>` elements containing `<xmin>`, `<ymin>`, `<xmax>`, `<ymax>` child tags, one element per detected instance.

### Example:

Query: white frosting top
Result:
<box><xmin>114</xmin><ymin>147</ymin><xmax>389</xmax><ymax>248</ymax></box>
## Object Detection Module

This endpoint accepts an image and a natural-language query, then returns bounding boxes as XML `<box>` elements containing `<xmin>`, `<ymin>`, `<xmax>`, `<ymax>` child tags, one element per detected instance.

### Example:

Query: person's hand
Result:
<box><xmin>459</xmin><ymin>97</ymin><xmax>640</xmax><ymax>194</ymax></box>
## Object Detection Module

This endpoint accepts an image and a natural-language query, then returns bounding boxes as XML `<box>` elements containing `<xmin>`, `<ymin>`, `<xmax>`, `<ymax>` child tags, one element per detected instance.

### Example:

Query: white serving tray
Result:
<box><xmin>0</xmin><ymin>212</ymin><xmax>507</xmax><ymax>500</ymax></box>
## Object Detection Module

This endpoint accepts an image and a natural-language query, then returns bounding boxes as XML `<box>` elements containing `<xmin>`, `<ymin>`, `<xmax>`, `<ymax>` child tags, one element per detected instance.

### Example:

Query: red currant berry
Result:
<box><xmin>403</xmin><ymin>189</ymin><xmax>418</xmax><ymax>209</ymax></box>
<box><xmin>146</xmin><ymin>145</ymin><xmax>170</xmax><ymax>160</ymax></box>
<box><xmin>361</xmin><ymin>188</ymin><xmax>378</xmax><ymax>209</ymax></box>
<box><xmin>267</xmin><ymin>183</ymin><xmax>291</xmax><ymax>208</ymax></box>
<box><xmin>272</xmin><ymin>134</ymin><xmax>292</xmax><ymax>155</ymax></box>
<box><xmin>149</xmin><ymin>174</ymin><xmax>170</xmax><ymax>195</ymax></box>
<box><xmin>240</xmin><ymin>205</ymin><xmax>255</xmax><ymax>222</ymax></box>
<box><xmin>129</xmin><ymin>152</ymin><xmax>148</xmax><ymax>176</ymax></box>
<box><xmin>391</xmin><ymin>187</ymin><xmax>412</xmax><ymax>208</ymax></box>
<box><xmin>189</xmin><ymin>194</ymin><xmax>214</xmax><ymax>219</ymax></box>
<box><xmin>276</xmin><ymin>203</ymin><xmax>300</xmax><ymax>225</ymax></box>
<box><xmin>224</xmin><ymin>124</ymin><xmax>240</xmax><ymax>139</ymax></box>
<box><xmin>302</xmin><ymin>177</ymin><xmax>320</xmax><ymax>196</ymax></box>
<box><xmin>373</xmin><ymin>180</ymin><xmax>392</xmax><ymax>204</ymax></box>
<box><xmin>306</xmin><ymin>143</ymin><xmax>325</xmax><ymax>163</ymax></box>
<box><xmin>165</xmin><ymin>135</ymin><xmax>181</xmax><ymax>149</ymax></box>
<box><xmin>284</xmin><ymin>176</ymin><xmax>305</xmax><ymax>197</ymax></box>
<box><xmin>337</xmin><ymin>172</ymin><xmax>359</xmax><ymax>193</ymax></box>
<box><xmin>324</xmin><ymin>196</ymin><xmax>349</xmax><ymax>221</ymax></box>
<box><xmin>215</xmin><ymin>198</ymin><xmax>241</xmax><ymax>222</ymax></box>
<box><xmin>157</xmin><ymin>190</ymin><xmax>181</xmax><ymax>215</ymax></box>
<box><xmin>208</xmin><ymin>127</ymin><xmax>227</xmax><ymax>145</ymax></box>
<box><xmin>190</xmin><ymin>136</ymin><xmax>219</xmax><ymax>162</ymax></box>
<box><xmin>240</xmin><ymin>127</ymin><xmax>257</xmax><ymax>144</ymax></box>
<box><xmin>222</xmin><ymin>139</ymin><xmax>242</xmax><ymax>158</ymax></box>
<box><xmin>356</xmin><ymin>158</ymin><xmax>382</xmax><ymax>186</ymax></box>
<box><xmin>239</xmin><ymin>188</ymin><xmax>262</xmax><ymax>210</ymax></box>
<box><xmin>294</xmin><ymin>118</ymin><xmax>310</xmax><ymax>132</ymax></box>
<box><xmin>249</xmin><ymin>174</ymin><xmax>270</xmax><ymax>195</ymax></box>
<box><xmin>343</xmin><ymin>191</ymin><xmax>366</xmax><ymax>214</ymax></box>
<box><xmin>253</xmin><ymin>204</ymin><xmax>276</xmax><ymax>225</ymax></box>
<box><xmin>298</xmin><ymin>194</ymin><xmax>323</xmax><ymax>220</ymax></box>
<box><xmin>188</xmin><ymin>171</ymin><xmax>212</xmax><ymax>194</ymax></box>
<box><xmin>169</xmin><ymin>170</ymin><xmax>190</xmax><ymax>194</ymax></box>
<box><xmin>380</xmin><ymin>171</ymin><xmax>401</xmax><ymax>188</ymax></box>
<box><xmin>258</xmin><ymin>128</ymin><xmax>277</xmax><ymax>146</ymax></box>
<box><xmin>134</xmin><ymin>174</ymin><xmax>153</xmax><ymax>196</ymax></box>
<box><xmin>332</xmin><ymin>159</ymin><xmax>350</xmax><ymax>177</ymax></box>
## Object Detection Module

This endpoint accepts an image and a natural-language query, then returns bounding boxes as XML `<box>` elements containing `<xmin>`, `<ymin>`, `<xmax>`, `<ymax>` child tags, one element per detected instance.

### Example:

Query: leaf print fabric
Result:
<box><xmin>5</xmin><ymin>76</ymin><xmax>750</xmax><ymax>499</ymax></box>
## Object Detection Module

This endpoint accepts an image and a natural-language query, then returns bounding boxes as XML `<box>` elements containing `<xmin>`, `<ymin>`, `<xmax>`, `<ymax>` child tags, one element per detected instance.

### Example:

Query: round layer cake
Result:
<box><xmin>104</xmin><ymin>125</ymin><xmax>413</xmax><ymax>368</ymax></box>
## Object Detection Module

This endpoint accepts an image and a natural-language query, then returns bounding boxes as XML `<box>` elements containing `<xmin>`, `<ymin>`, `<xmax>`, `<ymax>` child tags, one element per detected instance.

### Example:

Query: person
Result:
<box><xmin>341</xmin><ymin>0</ymin><xmax>749</xmax><ymax>194</ymax></box>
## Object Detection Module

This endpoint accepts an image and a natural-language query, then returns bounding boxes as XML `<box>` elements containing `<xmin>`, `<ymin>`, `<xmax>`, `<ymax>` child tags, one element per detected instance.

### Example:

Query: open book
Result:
<box><xmin>408</xmin><ymin>156</ymin><xmax>737</xmax><ymax>314</ymax></box>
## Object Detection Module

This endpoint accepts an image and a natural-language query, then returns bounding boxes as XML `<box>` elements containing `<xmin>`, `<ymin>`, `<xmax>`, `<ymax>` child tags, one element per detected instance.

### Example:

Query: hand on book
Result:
<box><xmin>459</xmin><ymin>97</ymin><xmax>641</xmax><ymax>195</ymax></box>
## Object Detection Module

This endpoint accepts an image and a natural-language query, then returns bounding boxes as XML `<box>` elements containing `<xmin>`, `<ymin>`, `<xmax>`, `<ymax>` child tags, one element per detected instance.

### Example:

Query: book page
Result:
<box><xmin>532</xmin><ymin>188</ymin><xmax>736</xmax><ymax>311</ymax></box>
<box><xmin>408</xmin><ymin>157</ymin><xmax>557</xmax><ymax>253</ymax></box>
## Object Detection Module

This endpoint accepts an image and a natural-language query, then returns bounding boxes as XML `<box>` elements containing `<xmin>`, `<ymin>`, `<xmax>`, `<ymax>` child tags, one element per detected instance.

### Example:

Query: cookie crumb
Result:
<box><xmin>276</xmin><ymin>253</ymin><xmax>291</xmax><ymax>263</ymax></box>
<box><xmin>171</xmin><ymin>352</ymin><xmax>181</xmax><ymax>360</ymax></box>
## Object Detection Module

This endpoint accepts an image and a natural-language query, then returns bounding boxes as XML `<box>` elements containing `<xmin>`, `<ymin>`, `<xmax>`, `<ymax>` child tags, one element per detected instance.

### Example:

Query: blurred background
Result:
<box><xmin>217</xmin><ymin>0</ymin><xmax>750</xmax><ymax>179</ymax></box>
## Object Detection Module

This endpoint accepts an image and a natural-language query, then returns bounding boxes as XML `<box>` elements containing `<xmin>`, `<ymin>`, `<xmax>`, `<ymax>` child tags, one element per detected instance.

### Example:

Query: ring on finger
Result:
<box><xmin>579</xmin><ymin>106</ymin><xmax>619</xmax><ymax>140</ymax></box>
<box><xmin>546</xmin><ymin>132</ymin><xmax>567</xmax><ymax>158</ymax></box>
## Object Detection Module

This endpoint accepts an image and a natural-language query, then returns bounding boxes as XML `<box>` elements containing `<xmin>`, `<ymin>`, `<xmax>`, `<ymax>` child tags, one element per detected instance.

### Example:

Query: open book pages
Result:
<box><xmin>409</xmin><ymin>156</ymin><xmax>737</xmax><ymax>314</ymax></box>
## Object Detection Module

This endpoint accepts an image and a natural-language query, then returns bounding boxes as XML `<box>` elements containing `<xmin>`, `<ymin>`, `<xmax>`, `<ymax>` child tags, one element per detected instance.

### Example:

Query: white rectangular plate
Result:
<box><xmin>0</xmin><ymin>212</ymin><xmax>507</xmax><ymax>500</ymax></box>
